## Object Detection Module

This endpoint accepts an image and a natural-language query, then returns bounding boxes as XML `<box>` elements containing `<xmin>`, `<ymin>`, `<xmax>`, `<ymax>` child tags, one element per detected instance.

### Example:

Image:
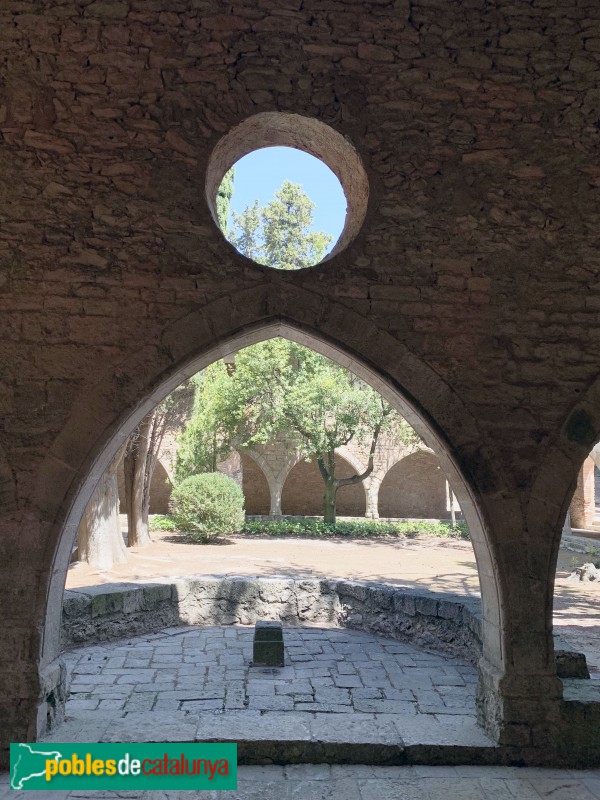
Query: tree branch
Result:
<box><xmin>334</xmin><ymin>417</ymin><xmax>383</xmax><ymax>488</ymax></box>
<box><xmin>316</xmin><ymin>454</ymin><xmax>330</xmax><ymax>481</ymax></box>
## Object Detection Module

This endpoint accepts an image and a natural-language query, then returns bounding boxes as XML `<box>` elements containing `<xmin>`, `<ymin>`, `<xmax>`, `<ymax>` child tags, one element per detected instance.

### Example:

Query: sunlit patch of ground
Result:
<box><xmin>66</xmin><ymin>527</ymin><xmax>600</xmax><ymax>673</ymax></box>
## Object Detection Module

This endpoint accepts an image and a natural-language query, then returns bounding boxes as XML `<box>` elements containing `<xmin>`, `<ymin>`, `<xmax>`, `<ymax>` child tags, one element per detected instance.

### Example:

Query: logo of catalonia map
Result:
<box><xmin>11</xmin><ymin>743</ymin><xmax>62</xmax><ymax>789</ymax></box>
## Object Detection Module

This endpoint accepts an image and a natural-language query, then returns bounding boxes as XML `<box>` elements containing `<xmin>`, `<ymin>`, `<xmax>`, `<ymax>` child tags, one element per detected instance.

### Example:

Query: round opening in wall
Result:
<box><xmin>206</xmin><ymin>113</ymin><xmax>369</xmax><ymax>270</ymax></box>
<box><xmin>218</xmin><ymin>147</ymin><xmax>346</xmax><ymax>270</ymax></box>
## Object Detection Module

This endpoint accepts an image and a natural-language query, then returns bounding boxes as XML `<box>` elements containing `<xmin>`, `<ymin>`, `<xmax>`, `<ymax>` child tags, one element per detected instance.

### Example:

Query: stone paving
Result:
<box><xmin>4</xmin><ymin>625</ymin><xmax>599</xmax><ymax>796</ymax></box>
<box><xmin>38</xmin><ymin>624</ymin><xmax>499</xmax><ymax>763</ymax></box>
<box><xmin>1</xmin><ymin>765</ymin><xmax>600</xmax><ymax>799</ymax></box>
<box><xmin>60</xmin><ymin>625</ymin><xmax>477</xmax><ymax>720</ymax></box>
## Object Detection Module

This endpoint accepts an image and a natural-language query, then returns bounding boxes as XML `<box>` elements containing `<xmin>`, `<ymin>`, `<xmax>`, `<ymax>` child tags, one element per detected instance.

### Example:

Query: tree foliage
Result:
<box><xmin>177</xmin><ymin>178</ymin><xmax>419</xmax><ymax>521</ymax></box>
<box><xmin>176</xmin><ymin>339</ymin><xmax>420</xmax><ymax>522</ymax></box>
<box><xmin>216</xmin><ymin>167</ymin><xmax>234</xmax><ymax>234</ymax></box>
<box><xmin>175</xmin><ymin>366</ymin><xmax>234</xmax><ymax>482</ymax></box>
<box><xmin>170</xmin><ymin>472</ymin><xmax>245</xmax><ymax>541</ymax></box>
<box><xmin>229</xmin><ymin>180</ymin><xmax>333</xmax><ymax>270</ymax></box>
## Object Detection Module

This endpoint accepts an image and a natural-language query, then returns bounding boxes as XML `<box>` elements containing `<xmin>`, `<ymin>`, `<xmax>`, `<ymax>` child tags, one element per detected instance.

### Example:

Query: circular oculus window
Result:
<box><xmin>206</xmin><ymin>113</ymin><xmax>369</xmax><ymax>270</ymax></box>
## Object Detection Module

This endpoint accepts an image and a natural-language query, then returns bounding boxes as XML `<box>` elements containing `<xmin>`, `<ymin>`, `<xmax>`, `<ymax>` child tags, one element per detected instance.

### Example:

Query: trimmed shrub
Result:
<box><xmin>170</xmin><ymin>473</ymin><xmax>245</xmax><ymax>542</ymax></box>
<box><xmin>241</xmin><ymin>517</ymin><xmax>470</xmax><ymax>540</ymax></box>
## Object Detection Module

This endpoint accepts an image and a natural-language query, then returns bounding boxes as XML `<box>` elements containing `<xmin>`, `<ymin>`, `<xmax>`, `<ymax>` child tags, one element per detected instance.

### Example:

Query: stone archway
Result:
<box><xmin>378</xmin><ymin>451</ymin><xmax>448</xmax><ymax>520</ymax></box>
<box><xmin>523</xmin><ymin>392</ymin><xmax>600</xmax><ymax>752</ymax></box>
<box><xmin>240</xmin><ymin>450</ymin><xmax>271</xmax><ymax>516</ymax></box>
<box><xmin>281</xmin><ymin>452</ymin><xmax>367</xmax><ymax>517</ymax></box>
<box><xmin>3</xmin><ymin>293</ymin><xmax>513</xmax><ymax>757</ymax></box>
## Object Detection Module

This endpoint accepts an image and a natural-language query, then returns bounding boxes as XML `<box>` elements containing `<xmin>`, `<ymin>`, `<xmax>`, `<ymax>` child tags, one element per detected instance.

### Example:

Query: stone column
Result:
<box><xmin>244</xmin><ymin>440</ymin><xmax>302</xmax><ymax>518</ymax></box>
<box><xmin>570</xmin><ymin>456</ymin><xmax>596</xmax><ymax>530</ymax></box>
<box><xmin>0</xmin><ymin>516</ymin><xmax>67</xmax><ymax>769</ymax></box>
<box><xmin>269</xmin><ymin>476</ymin><xmax>285</xmax><ymax>517</ymax></box>
<box><xmin>473</xmin><ymin>497</ymin><xmax>564</xmax><ymax>753</ymax></box>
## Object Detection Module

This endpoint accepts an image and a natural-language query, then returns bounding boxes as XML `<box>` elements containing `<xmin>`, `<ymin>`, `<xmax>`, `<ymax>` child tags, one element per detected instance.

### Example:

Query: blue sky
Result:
<box><xmin>226</xmin><ymin>146</ymin><xmax>346</xmax><ymax>254</ymax></box>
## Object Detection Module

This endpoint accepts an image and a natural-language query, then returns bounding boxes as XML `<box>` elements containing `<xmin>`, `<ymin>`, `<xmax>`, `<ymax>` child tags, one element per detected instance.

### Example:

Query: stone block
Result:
<box><xmin>415</xmin><ymin>596</ymin><xmax>439</xmax><ymax>617</ymax></box>
<box><xmin>143</xmin><ymin>583</ymin><xmax>172</xmax><ymax>609</ymax></box>
<box><xmin>253</xmin><ymin>620</ymin><xmax>284</xmax><ymax>667</ymax></box>
<box><xmin>91</xmin><ymin>590</ymin><xmax>124</xmax><ymax>618</ymax></box>
<box><xmin>253</xmin><ymin>640</ymin><xmax>285</xmax><ymax>667</ymax></box>
<box><xmin>369</xmin><ymin>587</ymin><xmax>394</xmax><ymax>611</ymax></box>
<box><xmin>62</xmin><ymin>591</ymin><xmax>92</xmax><ymax>620</ymax></box>
<box><xmin>122</xmin><ymin>589</ymin><xmax>145</xmax><ymax>614</ymax></box>
<box><xmin>437</xmin><ymin>600</ymin><xmax>461</xmax><ymax>620</ymax></box>
<box><xmin>336</xmin><ymin>581</ymin><xmax>368</xmax><ymax>601</ymax></box>
<box><xmin>394</xmin><ymin>593</ymin><xmax>416</xmax><ymax>616</ymax></box>
<box><xmin>555</xmin><ymin>650</ymin><xmax>590</xmax><ymax>680</ymax></box>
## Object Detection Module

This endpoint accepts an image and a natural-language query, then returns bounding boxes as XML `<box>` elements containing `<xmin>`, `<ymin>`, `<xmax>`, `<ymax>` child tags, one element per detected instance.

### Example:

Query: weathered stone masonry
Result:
<box><xmin>1</xmin><ymin>0</ymin><xmax>600</xmax><ymax>766</ymax></box>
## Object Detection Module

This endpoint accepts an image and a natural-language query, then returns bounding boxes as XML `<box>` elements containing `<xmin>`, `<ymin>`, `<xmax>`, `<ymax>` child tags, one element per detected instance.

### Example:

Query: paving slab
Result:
<box><xmin>42</xmin><ymin>625</ymin><xmax>503</xmax><ymax>766</ymax></box>
<box><xmin>2</xmin><ymin>766</ymin><xmax>600</xmax><ymax>799</ymax></box>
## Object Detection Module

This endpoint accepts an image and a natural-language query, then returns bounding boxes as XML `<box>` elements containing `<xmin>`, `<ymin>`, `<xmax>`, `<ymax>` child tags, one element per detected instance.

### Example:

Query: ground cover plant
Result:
<box><xmin>150</xmin><ymin>514</ymin><xmax>469</xmax><ymax>541</ymax></box>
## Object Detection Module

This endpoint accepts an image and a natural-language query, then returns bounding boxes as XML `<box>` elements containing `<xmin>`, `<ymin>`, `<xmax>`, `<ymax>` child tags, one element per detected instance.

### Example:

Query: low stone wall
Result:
<box><xmin>62</xmin><ymin>577</ymin><xmax>481</xmax><ymax>659</ymax></box>
<box><xmin>61</xmin><ymin>576</ymin><xmax>586</xmax><ymax>679</ymax></box>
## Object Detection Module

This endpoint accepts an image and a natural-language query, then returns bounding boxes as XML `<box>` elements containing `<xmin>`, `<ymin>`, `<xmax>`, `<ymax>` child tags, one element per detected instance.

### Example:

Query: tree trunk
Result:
<box><xmin>446</xmin><ymin>480</ymin><xmax>456</xmax><ymax>528</ymax></box>
<box><xmin>365</xmin><ymin>479</ymin><xmax>380</xmax><ymax>519</ymax></box>
<box><xmin>77</xmin><ymin>459</ymin><xmax>127</xmax><ymax>569</ymax></box>
<box><xmin>123</xmin><ymin>387</ymin><xmax>191</xmax><ymax>546</ymax></box>
<box><xmin>324</xmin><ymin>476</ymin><xmax>337</xmax><ymax>524</ymax></box>
<box><xmin>317</xmin><ymin>424</ymin><xmax>385</xmax><ymax>524</ymax></box>
<box><xmin>124</xmin><ymin>415</ymin><xmax>153</xmax><ymax>547</ymax></box>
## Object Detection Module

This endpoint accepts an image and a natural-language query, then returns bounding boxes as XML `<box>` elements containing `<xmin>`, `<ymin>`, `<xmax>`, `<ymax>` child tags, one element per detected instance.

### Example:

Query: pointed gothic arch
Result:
<box><xmin>15</xmin><ymin>286</ymin><xmax>514</xmax><ymax>747</ymax></box>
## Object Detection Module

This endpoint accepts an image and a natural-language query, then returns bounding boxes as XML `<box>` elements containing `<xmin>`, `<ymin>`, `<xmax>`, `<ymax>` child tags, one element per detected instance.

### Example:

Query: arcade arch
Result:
<box><xmin>281</xmin><ymin>452</ymin><xmax>367</xmax><ymax>517</ymax></box>
<box><xmin>8</xmin><ymin>305</ymin><xmax>547</xmax><ymax>754</ymax></box>
<box><xmin>378</xmin><ymin>451</ymin><xmax>448</xmax><ymax>520</ymax></box>
<box><xmin>240</xmin><ymin>450</ymin><xmax>271</xmax><ymax>516</ymax></box>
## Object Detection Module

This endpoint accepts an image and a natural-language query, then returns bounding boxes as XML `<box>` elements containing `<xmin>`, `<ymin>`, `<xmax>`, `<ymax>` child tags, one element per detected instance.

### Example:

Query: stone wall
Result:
<box><xmin>148</xmin><ymin>461</ymin><xmax>172</xmax><ymax>514</ymax></box>
<box><xmin>61</xmin><ymin>577</ymin><xmax>587</xmax><ymax>682</ymax></box>
<box><xmin>216</xmin><ymin>449</ymin><xmax>243</xmax><ymax>487</ymax></box>
<box><xmin>236</xmin><ymin>432</ymin><xmax>447</xmax><ymax>519</ymax></box>
<box><xmin>281</xmin><ymin>454</ymin><xmax>367</xmax><ymax>517</ymax></box>
<box><xmin>2</xmin><ymin>0</ymin><xmax>600</xmax><ymax>763</ymax></box>
<box><xmin>379</xmin><ymin>451</ymin><xmax>448</xmax><ymax>519</ymax></box>
<box><xmin>241</xmin><ymin>452</ymin><xmax>271</xmax><ymax>516</ymax></box>
<box><xmin>61</xmin><ymin>577</ymin><xmax>483</xmax><ymax>659</ymax></box>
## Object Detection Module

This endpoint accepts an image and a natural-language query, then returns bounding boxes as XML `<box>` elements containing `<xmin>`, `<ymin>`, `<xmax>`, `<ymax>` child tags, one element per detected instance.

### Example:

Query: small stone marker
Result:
<box><xmin>253</xmin><ymin>620</ymin><xmax>284</xmax><ymax>667</ymax></box>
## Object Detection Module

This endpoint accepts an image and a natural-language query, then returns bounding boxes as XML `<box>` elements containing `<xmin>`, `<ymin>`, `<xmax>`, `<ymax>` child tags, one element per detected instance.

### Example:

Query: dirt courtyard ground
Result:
<box><xmin>66</xmin><ymin>528</ymin><xmax>600</xmax><ymax>674</ymax></box>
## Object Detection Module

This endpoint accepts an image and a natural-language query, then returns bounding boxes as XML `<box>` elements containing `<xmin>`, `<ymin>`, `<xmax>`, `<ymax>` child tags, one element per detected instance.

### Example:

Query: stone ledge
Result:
<box><xmin>61</xmin><ymin>576</ymin><xmax>586</xmax><ymax>680</ymax></box>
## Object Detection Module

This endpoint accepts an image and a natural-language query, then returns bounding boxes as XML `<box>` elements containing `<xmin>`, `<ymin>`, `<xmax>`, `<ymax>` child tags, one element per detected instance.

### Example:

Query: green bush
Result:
<box><xmin>586</xmin><ymin>543</ymin><xmax>600</xmax><ymax>569</ymax></box>
<box><xmin>170</xmin><ymin>473</ymin><xmax>245</xmax><ymax>542</ymax></box>
<box><xmin>240</xmin><ymin>517</ymin><xmax>470</xmax><ymax>540</ymax></box>
<box><xmin>149</xmin><ymin>514</ymin><xmax>178</xmax><ymax>532</ymax></box>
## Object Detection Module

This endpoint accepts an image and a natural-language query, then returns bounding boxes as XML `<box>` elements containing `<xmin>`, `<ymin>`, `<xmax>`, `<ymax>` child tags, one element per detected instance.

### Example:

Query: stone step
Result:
<box><xmin>197</xmin><ymin>712</ymin><xmax>503</xmax><ymax>766</ymax></box>
<box><xmin>44</xmin><ymin>711</ymin><xmax>505</xmax><ymax>767</ymax></box>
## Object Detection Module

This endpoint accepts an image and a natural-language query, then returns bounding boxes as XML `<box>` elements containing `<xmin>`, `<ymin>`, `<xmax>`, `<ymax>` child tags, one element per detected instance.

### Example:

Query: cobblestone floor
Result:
<box><xmin>39</xmin><ymin>624</ymin><xmax>494</xmax><ymax>757</ymax></box>
<box><xmin>61</xmin><ymin>625</ymin><xmax>477</xmax><ymax>720</ymax></box>
<box><xmin>4</xmin><ymin>626</ymin><xmax>598</xmax><ymax>796</ymax></box>
<box><xmin>1</xmin><ymin>765</ymin><xmax>600</xmax><ymax>799</ymax></box>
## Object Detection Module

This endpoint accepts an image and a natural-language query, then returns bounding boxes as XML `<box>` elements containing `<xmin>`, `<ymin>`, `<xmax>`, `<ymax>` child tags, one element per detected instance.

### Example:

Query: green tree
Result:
<box><xmin>177</xmin><ymin>180</ymin><xmax>418</xmax><ymax>522</ymax></box>
<box><xmin>229</xmin><ymin>180</ymin><xmax>333</xmax><ymax>270</ymax></box>
<box><xmin>216</xmin><ymin>167</ymin><xmax>234</xmax><ymax>234</ymax></box>
<box><xmin>175</xmin><ymin>366</ymin><xmax>235</xmax><ymax>482</ymax></box>
<box><xmin>177</xmin><ymin>339</ymin><xmax>419</xmax><ymax>523</ymax></box>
